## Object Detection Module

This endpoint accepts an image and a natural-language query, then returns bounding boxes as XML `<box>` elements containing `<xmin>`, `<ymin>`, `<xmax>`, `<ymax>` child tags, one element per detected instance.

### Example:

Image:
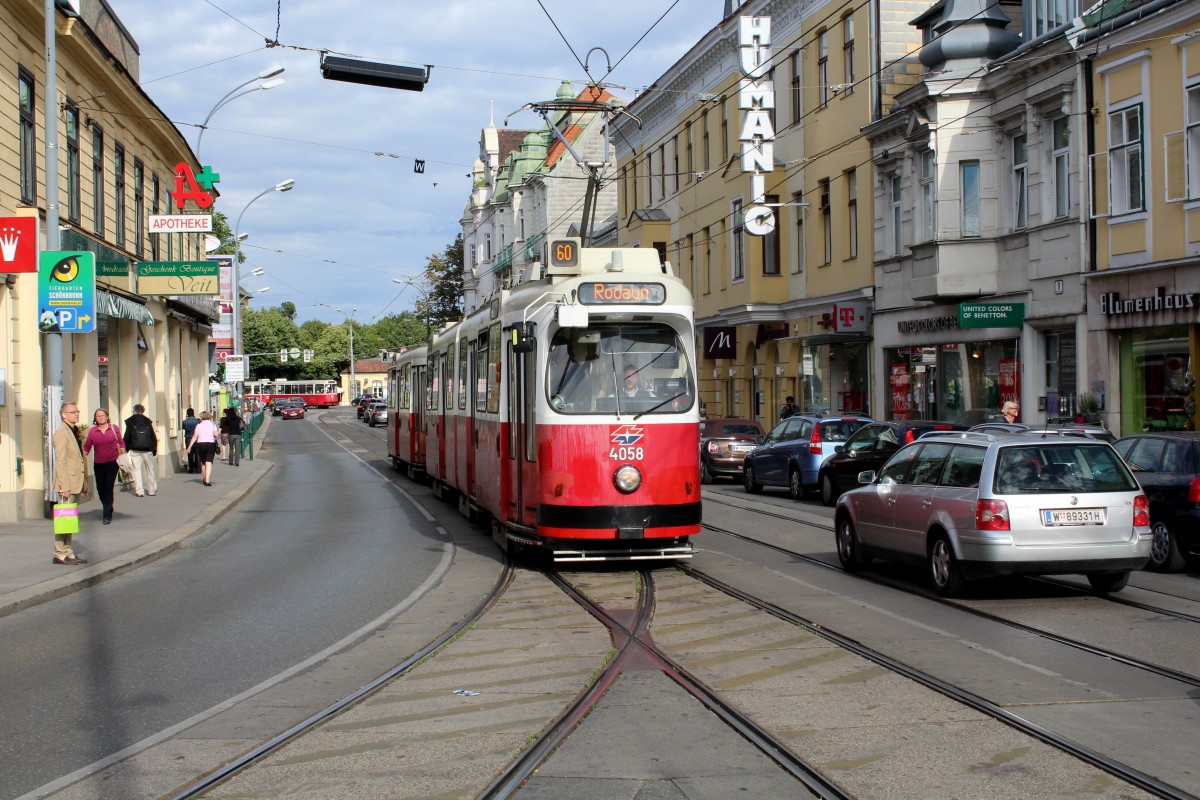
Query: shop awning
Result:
<box><xmin>97</xmin><ymin>289</ymin><xmax>155</xmax><ymax>325</ymax></box>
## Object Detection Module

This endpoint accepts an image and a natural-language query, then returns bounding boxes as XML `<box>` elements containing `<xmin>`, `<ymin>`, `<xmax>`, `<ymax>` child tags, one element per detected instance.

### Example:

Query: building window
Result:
<box><xmin>891</xmin><ymin>175</ymin><xmax>903</xmax><ymax>254</ymax></box>
<box><xmin>702</xmin><ymin>110</ymin><xmax>711</xmax><ymax>172</ymax></box>
<box><xmin>483</xmin><ymin>233</ymin><xmax>492</xmax><ymax>261</ymax></box>
<box><xmin>65</xmin><ymin>100</ymin><xmax>81</xmax><ymax>222</ymax></box>
<box><xmin>150</xmin><ymin>173</ymin><xmax>160</xmax><ymax>260</ymax></box>
<box><xmin>18</xmin><ymin>67</ymin><xmax>36</xmax><ymax>205</ymax></box>
<box><xmin>685</xmin><ymin>123</ymin><xmax>693</xmax><ymax>182</ymax></box>
<box><xmin>920</xmin><ymin>150</ymin><xmax>936</xmax><ymax>241</ymax></box>
<box><xmin>518</xmin><ymin>208</ymin><xmax>525</xmax><ymax>240</ymax></box>
<box><xmin>1012</xmin><ymin>134</ymin><xmax>1028</xmax><ymax>230</ymax></box>
<box><xmin>92</xmin><ymin>126</ymin><xmax>104</xmax><ymax>236</ymax></box>
<box><xmin>820</xmin><ymin>180</ymin><xmax>832</xmax><ymax>265</ymax></box>
<box><xmin>1108</xmin><ymin>105</ymin><xmax>1144</xmax><ymax>215</ymax></box>
<box><xmin>793</xmin><ymin>192</ymin><xmax>806</xmax><ymax>273</ymax></box>
<box><xmin>1027</xmin><ymin>0</ymin><xmax>1077</xmax><ymax>40</ymax></box>
<box><xmin>702</xmin><ymin>225</ymin><xmax>712</xmax><ymax>294</ymax></box>
<box><xmin>1185</xmin><ymin>86</ymin><xmax>1200</xmax><ymax>200</ymax></box>
<box><xmin>133</xmin><ymin>160</ymin><xmax>145</xmax><ymax>257</ymax></box>
<box><xmin>818</xmin><ymin>31</ymin><xmax>829</xmax><ymax>109</ymax></box>
<box><xmin>114</xmin><ymin>143</ymin><xmax>126</xmax><ymax>247</ymax></box>
<box><xmin>658</xmin><ymin>144</ymin><xmax>667</xmax><ymax>200</ymax></box>
<box><xmin>731</xmin><ymin>199</ymin><xmax>745</xmax><ymax>281</ymax></box>
<box><xmin>763</xmin><ymin>194</ymin><xmax>780</xmax><ymax>275</ymax></box>
<box><xmin>961</xmin><ymin>160</ymin><xmax>980</xmax><ymax>237</ymax></box>
<box><xmin>672</xmin><ymin>142</ymin><xmax>680</xmax><ymax>193</ymax></box>
<box><xmin>846</xmin><ymin>169</ymin><xmax>858</xmax><ymax>258</ymax></box>
<box><xmin>721</xmin><ymin>101</ymin><xmax>729</xmax><ymax>163</ymax></box>
<box><xmin>842</xmin><ymin>15</ymin><xmax>855</xmax><ymax>93</ymax></box>
<box><xmin>791</xmin><ymin>50</ymin><xmax>802</xmax><ymax>124</ymax></box>
<box><xmin>1051</xmin><ymin>117</ymin><xmax>1070</xmax><ymax>217</ymax></box>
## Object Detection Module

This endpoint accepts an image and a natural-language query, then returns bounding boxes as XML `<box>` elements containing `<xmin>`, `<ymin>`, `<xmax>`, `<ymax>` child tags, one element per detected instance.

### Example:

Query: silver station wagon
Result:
<box><xmin>834</xmin><ymin>432</ymin><xmax>1151</xmax><ymax>596</ymax></box>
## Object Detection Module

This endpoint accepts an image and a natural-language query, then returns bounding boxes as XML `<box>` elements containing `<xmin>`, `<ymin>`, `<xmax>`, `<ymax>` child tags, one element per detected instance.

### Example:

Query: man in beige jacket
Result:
<box><xmin>51</xmin><ymin>401</ymin><xmax>90</xmax><ymax>565</ymax></box>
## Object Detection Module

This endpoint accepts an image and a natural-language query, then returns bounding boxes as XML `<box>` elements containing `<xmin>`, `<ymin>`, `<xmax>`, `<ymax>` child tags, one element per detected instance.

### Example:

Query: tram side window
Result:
<box><xmin>443</xmin><ymin>351</ymin><xmax>454</xmax><ymax>410</ymax></box>
<box><xmin>487</xmin><ymin>325</ymin><xmax>502</xmax><ymax>414</ymax></box>
<box><xmin>475</xmin><ymin>332</ymin><xmax>489</xmax><ymax>413</ymax></box>
<box><xmin>458</xmin><ymin>343</ymin><xmax>468</xmax><ymax>409</ymax></box>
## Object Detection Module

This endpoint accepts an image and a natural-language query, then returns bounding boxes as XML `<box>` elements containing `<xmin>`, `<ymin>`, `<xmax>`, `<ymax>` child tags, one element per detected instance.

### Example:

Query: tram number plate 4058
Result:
<box><xmin>1042</xmin><ymin>508</ymin><xmax>1105</xmax><ymax>526</ymax></box>
<box><xmin>610</xmin><ymin>446</ymin><xmax>644</xmax><ymax>461</ymax></box>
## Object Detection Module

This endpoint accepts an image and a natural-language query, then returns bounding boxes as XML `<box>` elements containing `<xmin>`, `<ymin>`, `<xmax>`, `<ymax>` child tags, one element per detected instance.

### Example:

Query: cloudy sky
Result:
<box><xmin>110</xmin><ymin>0</ymin><xmax>723</xmax><ymax>323</ymax></box>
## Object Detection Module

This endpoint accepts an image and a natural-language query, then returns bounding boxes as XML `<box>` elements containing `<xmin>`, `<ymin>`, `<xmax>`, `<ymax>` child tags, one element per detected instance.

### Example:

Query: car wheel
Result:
<box><xmin>836</xmin><ymin>516</ymin><xmax>869</xmax><ymax>571</ymax></box>
<box><xmin>700</xmin><ymin>458</ymin><xmax>713</xmax><ymax>485</ymax></box>
<box><xmin>821</xmin><ymin>473</ymin><xmax>838</xmax><ymax>507</ymax></box>
<box><xmin>1087</xmin><ymin>571</ymin><xmax>1130</xmax><ymax>593</ymax></box>
<box><xmin>1148</xmin><ymin>520</ymin><xmax>1187</xmax><ymax>572</ymax></box>
<box><xmin>788</xmin><ymin>469</ymin><xmax>804</xmax><ymax>501</ymax></box>
<box><xmin>928</xmin><ymin>534</ymin><xmax>967</xmax><ymax>597</ymax></box>
<box><xmin>743</xmin><ymin>464</ymin><xmax>763</xmax><ymax>494</ymax></box>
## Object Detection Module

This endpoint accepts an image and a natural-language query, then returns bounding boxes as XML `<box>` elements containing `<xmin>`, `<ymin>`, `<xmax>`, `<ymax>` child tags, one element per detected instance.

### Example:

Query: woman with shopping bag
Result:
<box><xmin>83</xmin><ymin>408</ymin><xmax>124</xmax><ymax>525</ymax></box>
<box><xmin>51</xmin><ymin>402</ymin><xmax>90</xmax><ymax>565</ymax></box>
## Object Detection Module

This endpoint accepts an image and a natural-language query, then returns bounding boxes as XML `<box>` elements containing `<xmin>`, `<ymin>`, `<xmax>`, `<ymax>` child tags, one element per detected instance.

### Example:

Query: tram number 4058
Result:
<box><xmin>609</xmin><ymin>446</ymin><xmax>644</xmax><ymax>461</ymax></box>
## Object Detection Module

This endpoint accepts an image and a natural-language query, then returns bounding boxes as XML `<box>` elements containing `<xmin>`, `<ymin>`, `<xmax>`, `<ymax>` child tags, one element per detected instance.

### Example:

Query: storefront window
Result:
<box><xmin>887</xmin><ymin>339</ymin><xmax>1020</xmax><ymax>423</ymax></box>
<box><xmin>1045</xmin><ymin>330</ymin><xmax>1077</xmax><ymax>421</ymax></box>
<box><xmin>1119</xmin><ymin>326</ymin><xmax>1190</xmax><ymax>433</ymax></box>
<box><xmin>799</xmin><ymin>342</ymin><xmax>869</xmax><ymax>416</ymax></box>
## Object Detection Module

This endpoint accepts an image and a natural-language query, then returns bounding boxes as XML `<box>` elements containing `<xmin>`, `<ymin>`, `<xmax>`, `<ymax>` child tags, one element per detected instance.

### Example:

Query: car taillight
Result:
<box><xmin>1133</xmin><ymin>494</ymin><xmax>1150</xmax><ymax>527</ymax></box>
<box><xmin>809</xmin><ymin>426</ymin><xmax>822</xmax><ymax>454</ymax></box>
<box><xmin>904</xmin><ymin>429</ymin><xmax>915</xmax><ymax>444</ymax></box>
<box><xmin>976</xmin><ymin>499</ymin><xmax>1010</xmax><ymax>531</ymax></box>
<box><xmin>706</xmin><ymin>441</ymin><xmax>720</xmax><ymax>454</ymax></box>
<box><xmin>1188</xmin><ymin>478</ymin><xmax>1200</xmax><ymax>504</ymax></box>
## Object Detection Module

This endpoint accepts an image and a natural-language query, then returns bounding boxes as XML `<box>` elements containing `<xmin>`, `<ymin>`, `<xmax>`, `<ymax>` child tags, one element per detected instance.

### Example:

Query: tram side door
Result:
<box><xmin>465</xmin><ymin>341</ymin><xmax>476</xmax><ymax>497</ymax></box>
<box><xmin>506</xmin><ymin>337</ymin><xmax>534</xmax><ymax>525</ymax></box>
<box><xmin>436</xmin><ymin>354</ymin><xmax>448</xmax><ymax>480</ymax></box>
<box><xmin>413</xmin><ymin>364</ymin><xmax>426</xmax><ymax>465</ymax></box>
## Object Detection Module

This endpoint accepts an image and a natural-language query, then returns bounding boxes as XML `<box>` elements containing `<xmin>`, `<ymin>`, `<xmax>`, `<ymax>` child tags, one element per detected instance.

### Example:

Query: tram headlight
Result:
<box><xmin>613</xmin><ymin>464</ymin><xmax>642</xmax><ymax>494</ymax></box>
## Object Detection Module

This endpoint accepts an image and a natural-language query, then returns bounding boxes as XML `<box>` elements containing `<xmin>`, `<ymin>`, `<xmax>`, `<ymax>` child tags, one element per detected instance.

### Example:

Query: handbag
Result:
<box><xmin>53</xmin><ymin>502</ymin><xmax>80</xmax><ymax>535</ymax></box>
<box><xmin>114</xmin><ymin>429</ymin><xmax>133</xmax><ymax>471</ymax></box>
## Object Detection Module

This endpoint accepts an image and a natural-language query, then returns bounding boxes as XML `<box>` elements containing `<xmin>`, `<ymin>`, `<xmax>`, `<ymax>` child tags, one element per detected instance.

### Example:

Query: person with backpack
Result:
<box><xmin>181</xmin><ymin>408</ymin><xmax>201</xmax><ymax>474</ymax></box>
<box><xmin>123</xmin><ymin>403</ymin><xmax>159</xmax><ymax>497</ymax></box>
<box><xmin>221</xmin><ymin>406</ymin><xmax>245</xmax><ymax>466</ymax></box>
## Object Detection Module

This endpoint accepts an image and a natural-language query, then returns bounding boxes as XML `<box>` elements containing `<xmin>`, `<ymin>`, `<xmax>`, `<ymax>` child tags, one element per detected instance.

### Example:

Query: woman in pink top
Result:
<box><xmin>185</xmin><ymin>411</ymin><xmax>221</xmax><ymax>486</ymax></box>
<box><xmin>83</xmin><ymin>408</ymin><xmax>122</xmax><ymax>524</ymax></box>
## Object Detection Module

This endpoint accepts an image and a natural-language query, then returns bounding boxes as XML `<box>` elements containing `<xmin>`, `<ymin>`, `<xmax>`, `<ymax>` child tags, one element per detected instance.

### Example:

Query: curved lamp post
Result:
<box><xmin>196</xmin><ymin>65</ymin><xmax>286</xmax><ymax>164</ymax></box>
<box><xmin>232</xmin><ymin>179</ymin><xmax>295</xmax><ymax>408</ymax></box>
<box><xmin>393</xmin><ymin>277</ymin><xmax>432</xmax><ymax>339</ymax></box>
<box><xmin>336</xmin><ymin>307</ymin><xmax>358</xmax><ymax>401</ymax></box>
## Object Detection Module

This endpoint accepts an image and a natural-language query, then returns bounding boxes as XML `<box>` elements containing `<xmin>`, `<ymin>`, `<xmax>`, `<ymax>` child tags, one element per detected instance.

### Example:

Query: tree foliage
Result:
<box><xmin>423</xmin><ymin>235</ymin><xmax>464</xmax><ymax>331</ymax></box>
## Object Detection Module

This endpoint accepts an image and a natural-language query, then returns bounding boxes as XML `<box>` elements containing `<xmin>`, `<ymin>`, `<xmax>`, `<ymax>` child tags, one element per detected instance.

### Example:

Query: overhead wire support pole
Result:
<box><xmin>42</xmin><ymin>0</ymin><xmax>63</xmax><ymax>512</ymax></box>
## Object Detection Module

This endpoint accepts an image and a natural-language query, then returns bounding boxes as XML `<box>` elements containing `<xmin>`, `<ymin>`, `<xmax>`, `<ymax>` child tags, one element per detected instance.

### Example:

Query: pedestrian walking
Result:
<box><xmin>181</xmin><ymin>407</ymin><xmax>200</xmax><ymax>474</ymax></box>
<box><xmin>123</xmin><ymin>403</ymin><xmax>159</xmax><ymax>497</ymax></box>
<box><xmin>51</xmin><ymin>401</ymin><xmax>90</xmax><ymax>564</ymax></box>
<box><xmin>185</xmin><ymin>411</ymin><xmax>221</xmax><ymax>486</ymax></box>
<box><xmin>83</xmin><ymin>409</ymin><xmax>123</xmax><ymax>525</ymax></box>
<box><xmin>220</xmin><ymin>406</ymin><xmax>244</xmax><ymax>466</ymax></box>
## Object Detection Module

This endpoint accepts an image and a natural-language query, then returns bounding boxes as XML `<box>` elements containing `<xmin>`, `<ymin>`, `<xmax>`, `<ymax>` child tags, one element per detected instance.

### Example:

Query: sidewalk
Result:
<box><xmin>0</xmin><ymin>426</ymin><xmax>274</xmax><ymax>619</ymax></box>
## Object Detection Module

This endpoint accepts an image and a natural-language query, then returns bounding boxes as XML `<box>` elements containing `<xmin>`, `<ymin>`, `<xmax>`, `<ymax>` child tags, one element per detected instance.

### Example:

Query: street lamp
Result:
<box><xmin>336</xmin><ymin>307</ymin><xmax>358</xmax><ymax>400</ymax></box>
<box><xmin>232</xmin><ymin>178</ymin><xmax>295</xmax><ymax>409</ymax></box>
<box><xmin>393</xmin><ymin>277</ymin><xmax>432</xmax><ymax>338</ymax></box>
<box><xmin>196</xmin><ymin>66</ymin><xmax>286</xmax><ymax>164</ymax></box>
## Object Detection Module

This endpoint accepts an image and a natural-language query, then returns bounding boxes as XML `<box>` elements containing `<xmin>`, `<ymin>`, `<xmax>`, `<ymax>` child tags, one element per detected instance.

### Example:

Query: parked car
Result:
<box><xmin>834</xmin><ymin>431</ymin><xmax>1151</xmax><ymax>596</ymax></box>
<box><xmin>280</xmin><ymin>399</ymin><xmax>305</xmax><ymax>420</ymax></box>
<box><xmin>743</xmin><ymin>414</ymin><xmax>872</xmax><ymax>500</ymax></box>
<box><xmin>700</xmin><ymin>418</ymin><xmax>766</xmax><ymax>484</ymax></box>
<box><xmin>365</xmin><ymin>401</ymin><xmax>387</xmax><ymax>427</ymax></box>
<box><xmin>1112</xmin><ymin>432</ymin><xmax>1200</xmax><ymax>572</ymax></box>
<box><xmin>818</xmin><ymin>420</ymin><xmax>967</xmax><ymax>506</ymax></box>
<box><xmin>970</xmin><ymin>422</ymin><xmax>1115</xmax><ymax>443</ymax></box>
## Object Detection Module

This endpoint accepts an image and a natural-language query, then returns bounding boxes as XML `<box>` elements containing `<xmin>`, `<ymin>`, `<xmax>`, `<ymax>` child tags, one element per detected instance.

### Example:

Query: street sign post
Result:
<box><xmin>224</xmin><ymin>355</ymin><xmax>245</xmax><ymax>383</ymax></box>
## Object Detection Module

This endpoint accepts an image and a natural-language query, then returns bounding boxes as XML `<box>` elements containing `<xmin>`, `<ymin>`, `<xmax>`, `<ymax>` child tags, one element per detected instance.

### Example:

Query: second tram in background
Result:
<box><xmin>245</xmin><ymin>380</ymin><xmax>342</xmax><ymax>408</ymax></box>
<box><xmin>387</xmin><ymin>240</ymin><xmax>701</xmax><ymax>562</ymax></box>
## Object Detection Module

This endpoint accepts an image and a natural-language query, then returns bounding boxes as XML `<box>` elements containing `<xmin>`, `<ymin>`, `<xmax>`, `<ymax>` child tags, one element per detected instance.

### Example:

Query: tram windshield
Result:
<box><xmin>547</xmin><ymin>323</ymin><xmax>695</xmax><ymax>415</ymax></box>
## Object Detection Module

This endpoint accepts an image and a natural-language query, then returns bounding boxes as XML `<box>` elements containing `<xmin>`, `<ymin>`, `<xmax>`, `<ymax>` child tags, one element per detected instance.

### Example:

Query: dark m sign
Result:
<box><xmin>704</xmin><ymin>326</ymin><xmax>737</xmax><ymax>359</ymax></box>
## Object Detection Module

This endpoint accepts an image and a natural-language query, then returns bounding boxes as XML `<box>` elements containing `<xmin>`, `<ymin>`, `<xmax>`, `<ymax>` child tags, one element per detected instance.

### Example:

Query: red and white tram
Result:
<box><xmin>245</xmin><ymin>380</ymin><xmax>342</xmax><ymax>408</ymax></box>
<box><xmin>420</xmin><ymin>241</ymin><xmax>700</xmax><ymax>562</ymax></box>
<box><xmin>386</xmin><ymin>345</ymin><xmax>428</xmax><ymax>479</ymax></box>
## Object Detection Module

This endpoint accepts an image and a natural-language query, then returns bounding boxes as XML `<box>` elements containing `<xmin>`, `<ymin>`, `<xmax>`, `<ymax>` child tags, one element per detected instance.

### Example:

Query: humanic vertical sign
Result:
<box><xmin>739</xmin><ymin>16</ymin><xmax>777</xmax><ymax>237</ymax></box>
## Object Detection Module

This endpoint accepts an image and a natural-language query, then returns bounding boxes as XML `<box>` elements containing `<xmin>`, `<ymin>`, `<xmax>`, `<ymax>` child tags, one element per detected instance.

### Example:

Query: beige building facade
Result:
<box><xmin>1</xmin><ymin>0</ymin><xmax>215</xmax><ymax>521</ymax></box>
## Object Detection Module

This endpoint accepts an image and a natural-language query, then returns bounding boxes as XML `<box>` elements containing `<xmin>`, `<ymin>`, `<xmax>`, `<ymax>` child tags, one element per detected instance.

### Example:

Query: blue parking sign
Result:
<box><xmin>38</xmin><ymin>251</ymin><xmax>96</xmax><ymax>333</ymax></box>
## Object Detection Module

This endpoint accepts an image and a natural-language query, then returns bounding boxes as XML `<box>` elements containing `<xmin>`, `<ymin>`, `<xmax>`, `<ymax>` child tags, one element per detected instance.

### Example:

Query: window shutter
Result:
<box><xmin>1089</xmin><ymin>152</ymin><xmax>1110</xmax><ymax>219</ymax></box>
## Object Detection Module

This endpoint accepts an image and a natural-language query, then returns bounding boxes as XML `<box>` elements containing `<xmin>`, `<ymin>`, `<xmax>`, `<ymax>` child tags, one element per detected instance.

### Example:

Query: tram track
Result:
<box><xmin>678</xmin><ymin>563</ymin><xmax>1192</xmax><ymax>800</ymax></box>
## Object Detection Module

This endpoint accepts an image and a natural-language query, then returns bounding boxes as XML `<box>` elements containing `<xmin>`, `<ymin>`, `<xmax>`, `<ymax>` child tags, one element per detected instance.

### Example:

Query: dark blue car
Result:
<box><xmin>744</xmin><ymin>414</ymin><xmax>872</xmax><ymax>500</ymax></box>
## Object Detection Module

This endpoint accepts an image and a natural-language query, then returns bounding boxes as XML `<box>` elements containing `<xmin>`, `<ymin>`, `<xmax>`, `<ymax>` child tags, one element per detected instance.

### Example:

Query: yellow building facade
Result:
<box><xmin>1</xmin><ymin>0</ymin><xmax>215</xmax><ymax>520</ymax></box>
<box><xmin>1082</xmin><ymin>0</ymin><xmax>1200</xmax><ymax>434</ymax></box>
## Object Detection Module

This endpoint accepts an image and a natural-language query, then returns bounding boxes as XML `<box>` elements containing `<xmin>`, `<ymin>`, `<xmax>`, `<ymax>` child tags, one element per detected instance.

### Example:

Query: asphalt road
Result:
<box><xmin>0</xmin><ymin>414</ymin><xmax>445</xmax><ymax>800</ymax></box>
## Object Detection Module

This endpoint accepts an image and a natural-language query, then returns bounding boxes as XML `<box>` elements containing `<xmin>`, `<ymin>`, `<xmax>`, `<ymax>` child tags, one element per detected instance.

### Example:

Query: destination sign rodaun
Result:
<box><xmin>578</xmin><ymin>283</ymin><xmax>667</xmax><ymax>305</ymax></box>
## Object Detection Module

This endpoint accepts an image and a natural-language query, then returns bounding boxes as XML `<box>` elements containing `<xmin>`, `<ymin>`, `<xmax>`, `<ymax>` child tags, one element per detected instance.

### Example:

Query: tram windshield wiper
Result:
<box><xmin>633</xmin><ymin>391</ymin><xmax>687</xmax><ymax>421</ymax></box>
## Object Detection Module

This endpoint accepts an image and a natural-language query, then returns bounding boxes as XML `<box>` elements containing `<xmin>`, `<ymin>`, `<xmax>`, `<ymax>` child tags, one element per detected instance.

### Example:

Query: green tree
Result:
<box><xmin>242</xmin><ymin>308</ymin><xmax>300</xmax><ymax>380</ymax></box>
<box><xmin>423</xmin><ymin>235</ymin><xmax>464</xmax><ymax>330</ymax></box>
<box><xmin>209</xmin><ymin>211</ymin><xmax>244</xmax><ymax>263</ymax></box>
<box><xmin>372</xmin><ymin>312</ymin><xmax>427</xmax><ymax>351</ymax></box>
<box><xmin>279</xmin><ymin>301</ymin><xmax>297</xmax><ymax>321</ymax></box>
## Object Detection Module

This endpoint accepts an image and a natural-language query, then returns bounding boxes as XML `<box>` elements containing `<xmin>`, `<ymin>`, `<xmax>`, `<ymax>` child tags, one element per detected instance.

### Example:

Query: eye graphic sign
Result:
<box><xmin>38</xmin><ymin>251</ymin><xmax>96</xmax><ymax>334</ymax></box>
